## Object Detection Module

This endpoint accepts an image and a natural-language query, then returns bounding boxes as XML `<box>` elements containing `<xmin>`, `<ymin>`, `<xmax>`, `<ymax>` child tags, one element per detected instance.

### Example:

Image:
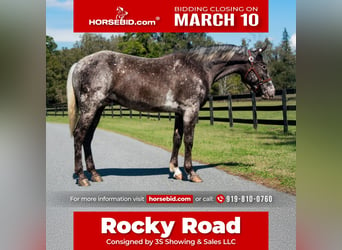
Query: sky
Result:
<box><xmin>46</xmin><ymin>0</ymin><xmax>296</xmax><ymax>50</ymax></box>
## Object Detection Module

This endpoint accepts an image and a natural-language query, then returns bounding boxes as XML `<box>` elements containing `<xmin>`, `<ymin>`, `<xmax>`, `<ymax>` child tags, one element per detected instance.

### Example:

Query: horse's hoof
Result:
<box><xmin>91</xmin><ymin>175</ymin><xmax>103</xmax><ymax>182</ymax></box>
<box><xmin>78</xmin><ymin>178</ymin><xmax>91</xmax><ymax>186</ymax></box>
<box><xmin>174</xmin><ymin>173</ymin><xmax>183</xmax><ymax>180</ymax></box>
<box><xmin>190</xmin><ymin>174</ymin><xmax>203</xmax><ymax>183</ymax></box>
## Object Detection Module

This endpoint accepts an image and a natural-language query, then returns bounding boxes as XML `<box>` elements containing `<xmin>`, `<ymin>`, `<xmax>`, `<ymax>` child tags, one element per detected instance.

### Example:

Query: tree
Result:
<box><xmin>117</xmin><ymin>33</ymin><xmax>160</xmax><ymax>57</ymax></box>
<box><xmin>187</xmin><ymin>33</ymin><xmax>215</xmax><ymax>47</ymax></box>
<box><xmin>117</xmin><ymin>32</ymin><xmax>215</xmax><ymax>58</ymax></box>
<box><xmin>74</xmin><ymin>33</ymin><xmax>113</xmax><ymax>56</ymax></box>
<box><xmin>157</xmin><ymin>33</ymin><xmax>188</xmax><ymax>54</ymax></box>
<box><xmin>269</xmin><ymin>28</ymin><xmax>296</xmax><ymax>89</ymax></box>
<box><xmin>211</xmin><ymin>74</ymin><xmax>247</xmax><ymax>96</ymax></box>
<box><xmin>46</xmin><ymin>36</ymin><xmax>63</xmax><ymax>105</ymax></box>
<box><xmin>46</xmin><ymin>35</ymin><xmax>57</xmax><ymax>54</ymax></box>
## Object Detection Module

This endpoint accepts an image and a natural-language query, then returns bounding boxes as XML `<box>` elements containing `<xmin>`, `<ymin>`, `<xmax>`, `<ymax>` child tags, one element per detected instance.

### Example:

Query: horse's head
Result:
<box><xmin>242</xmin><ymin>45</ymin><xmax>275</xmax><ymax>99</ymax></box>
<box><xmin>117</xmin><ymin>7</ymin><xmax>127</xmax><ymax>15</ymax></box>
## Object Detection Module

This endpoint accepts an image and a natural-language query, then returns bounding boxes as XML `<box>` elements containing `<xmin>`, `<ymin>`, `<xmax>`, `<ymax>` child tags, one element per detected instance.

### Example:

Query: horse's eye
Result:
<box><xmin>262</xmin><ymin>65</ymin><xmax>267</xmax><ymax>70</ymax></box>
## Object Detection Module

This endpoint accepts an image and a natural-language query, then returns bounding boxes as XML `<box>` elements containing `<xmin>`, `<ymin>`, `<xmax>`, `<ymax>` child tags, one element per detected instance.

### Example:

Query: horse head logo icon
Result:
<box><xmin>116</xmin><ymin>6</ymin><xmax>128</xmax><ymax>20</ymax></box>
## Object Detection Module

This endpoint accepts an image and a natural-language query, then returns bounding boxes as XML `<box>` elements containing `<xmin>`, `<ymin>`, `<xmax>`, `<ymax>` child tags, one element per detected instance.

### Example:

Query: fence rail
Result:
<box><xmin>46</xmin><ymin>89</ymin><xmax>296</xmax><ymax>133</ymax></box>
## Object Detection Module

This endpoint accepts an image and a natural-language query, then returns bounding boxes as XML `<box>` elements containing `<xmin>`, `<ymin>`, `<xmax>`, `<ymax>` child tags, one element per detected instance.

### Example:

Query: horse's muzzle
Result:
<box><xmin>261</xmin><ymin>81</ymin><xmax>275</xmax><ymax>99</ymax></box>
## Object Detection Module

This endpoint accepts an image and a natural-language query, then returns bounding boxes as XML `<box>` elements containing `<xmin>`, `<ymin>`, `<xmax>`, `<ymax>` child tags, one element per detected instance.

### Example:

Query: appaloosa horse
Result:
<box><xmin>67</xmin><ymin>44</ymin><xmax>275</xmax><ymax>186</ymax></box>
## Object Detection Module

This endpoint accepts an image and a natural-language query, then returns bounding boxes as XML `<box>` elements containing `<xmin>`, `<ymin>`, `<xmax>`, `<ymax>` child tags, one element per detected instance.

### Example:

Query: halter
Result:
<box><xmin>244</xmin><ymin>50</ymin><xmax>272</xmax><ymax>92</ymax></box>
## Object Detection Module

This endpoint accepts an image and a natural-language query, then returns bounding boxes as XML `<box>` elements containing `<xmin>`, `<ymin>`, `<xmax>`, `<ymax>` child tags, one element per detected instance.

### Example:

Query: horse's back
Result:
<box><xmin>72</xmin><ymin>50</ymin><xmax>208</xmax><ymax>113</ymax></box>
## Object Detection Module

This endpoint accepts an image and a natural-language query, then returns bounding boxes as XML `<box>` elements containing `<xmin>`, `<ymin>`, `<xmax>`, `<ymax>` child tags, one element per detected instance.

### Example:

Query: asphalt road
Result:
<box><xmin>46</xmin><ymin>123</ymin><xmax>296</xmax><ymax>249</ymax></box>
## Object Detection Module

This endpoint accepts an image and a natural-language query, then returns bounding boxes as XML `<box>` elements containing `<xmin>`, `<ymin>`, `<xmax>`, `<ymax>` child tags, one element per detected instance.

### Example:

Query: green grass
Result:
<box><xmin>47</xmin><ymin>114</ymin><xmax>296</xmax><ymax>194</ymax></box>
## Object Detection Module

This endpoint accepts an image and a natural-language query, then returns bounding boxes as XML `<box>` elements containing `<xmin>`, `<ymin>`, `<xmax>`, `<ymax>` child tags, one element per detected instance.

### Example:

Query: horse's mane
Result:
<box><xmin>185</xmin><ymin>44</ymin><xmax>247</xmax><ymax>62</ymax></box>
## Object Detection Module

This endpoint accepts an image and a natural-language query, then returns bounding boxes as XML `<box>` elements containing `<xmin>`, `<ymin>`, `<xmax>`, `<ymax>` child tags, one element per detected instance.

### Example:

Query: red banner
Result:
<box><xmin>74</xmin><ymin>211</ymin><xmax>268</xmax><ymax>250</ymax></box>
<box><xmin>74</xmin><ymin>0</ymin><xmax>269</xmax><ymax>33</ymax></box>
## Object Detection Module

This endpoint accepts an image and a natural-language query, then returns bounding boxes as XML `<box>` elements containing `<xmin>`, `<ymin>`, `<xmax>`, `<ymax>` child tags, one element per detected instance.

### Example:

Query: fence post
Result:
<box><xmin>168</xmin><ymin>112</ymin><xmax>171</xmax><ymax>121</ymax></box>
<box><xmin>282</xmin><ymin>89</ymin><xmax>288</xmax><ymax>134</ymax></box>
<box><xmin>251</xmin><ymin>92</ymin><xmax>257</xmax><ymax>129</ymax></box>
<box><xmin>209</xmin><ymin>95</ymin><xmax>214</xmax><ymax>125</ymax></box>
<box><xmin>111</xmin><ymin>103</ymin><xmax>114</xmax><ymax>118</ymax></box>
<box><xmin>227</xmin><ymin>94</ymin><xmax>233</xmax><ymax>127</ymax></box>
<box><xmin>129</xmin><ymin>109</ymin><xmax>132</xmax><ymax>119</ymax></box>
<box><xmin>62</xmin><ymin>105</ymin><xmax>65</xmax><ymax>117</ymax></box>
<box><xmin>119</xmin><ymin>105</ymin><xmax>122</xmax><ymax>118</ymax></box>
<box><xmin>54</xmin><ymin>105</ymin><xmax>57</xmax><ymax>116</ymax></box>
<box><xmin>139</xmin><ymin>111</ymin><xmax>142</xmax><ymax>119</ymax></box>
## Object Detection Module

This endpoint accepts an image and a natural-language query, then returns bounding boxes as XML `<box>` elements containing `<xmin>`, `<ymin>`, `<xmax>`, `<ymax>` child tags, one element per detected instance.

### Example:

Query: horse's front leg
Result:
<box><xmin>183</xmin><ymin>108</ymin><xmax>203</xmax><ymax>183</ymax></box>
<box><xmin>169</xmin><ymin>113</ymin><xmax>184</xmax><ymax>180</ymax></box>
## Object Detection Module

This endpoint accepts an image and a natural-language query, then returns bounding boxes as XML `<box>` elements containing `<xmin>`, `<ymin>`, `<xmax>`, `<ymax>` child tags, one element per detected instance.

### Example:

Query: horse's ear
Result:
<box><xmin>258</xmin><ymin>39</ymin><xmax>270</xmax><ymax>53</ymax></box>
<box><xmin>258</xmin><ymin>43</ymin><xmax>268</xmax><ymax>53</ymax></box>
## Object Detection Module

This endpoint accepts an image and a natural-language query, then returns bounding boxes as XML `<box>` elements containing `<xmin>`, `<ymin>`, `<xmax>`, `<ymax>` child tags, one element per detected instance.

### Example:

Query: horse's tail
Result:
<box><xmin>67</xmin><ymin>63</ymin><xmax>78</xmax><ymax>137</ymax></box>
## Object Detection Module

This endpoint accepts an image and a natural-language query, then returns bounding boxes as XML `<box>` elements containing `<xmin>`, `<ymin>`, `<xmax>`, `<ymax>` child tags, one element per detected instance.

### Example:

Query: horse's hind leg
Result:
<box><xmin>169</xmin><ymin>113</ymin><xmax>183</xmax><ymax>180</ymax></box>
<box><xmin>83</xmin><ymin>106</ymin><xmax>104</xmax><ymax>183</ymax></box>
<box><xmin>183</xmin><ymin>108</ymin><xmax>203</xmax><ymax>183</ymax></box>
<box><xmin>73</xmin><ymin>108</ymin><xmax>98</xmax><ymax>186</ymax></box>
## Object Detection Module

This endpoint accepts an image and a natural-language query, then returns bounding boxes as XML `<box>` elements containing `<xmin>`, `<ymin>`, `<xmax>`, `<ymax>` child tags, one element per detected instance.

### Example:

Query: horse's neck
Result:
<box><xmin>206</xmin><ymin>58</ymin><xmax>247</xmax><ymax>84</ymax></box>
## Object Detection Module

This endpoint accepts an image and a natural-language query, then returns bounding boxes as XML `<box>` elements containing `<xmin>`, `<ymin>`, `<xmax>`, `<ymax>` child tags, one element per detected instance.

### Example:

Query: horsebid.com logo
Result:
<box><xmin>88</xmin><ymin>5</ymin><xmax>157</xmax><ymax>26</ymax></box>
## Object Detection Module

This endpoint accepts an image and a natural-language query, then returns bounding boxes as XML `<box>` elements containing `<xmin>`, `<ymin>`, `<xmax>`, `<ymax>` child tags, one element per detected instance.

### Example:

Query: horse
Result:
<box><xmin>66</xmin><ymin>44</ymin><xmax>275</xmax><ymax>186</ymax></box>
<box><xmin>116</xmin><ymin>7</ymin><xmax>128</xmax><ymax>20</ymax></box>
